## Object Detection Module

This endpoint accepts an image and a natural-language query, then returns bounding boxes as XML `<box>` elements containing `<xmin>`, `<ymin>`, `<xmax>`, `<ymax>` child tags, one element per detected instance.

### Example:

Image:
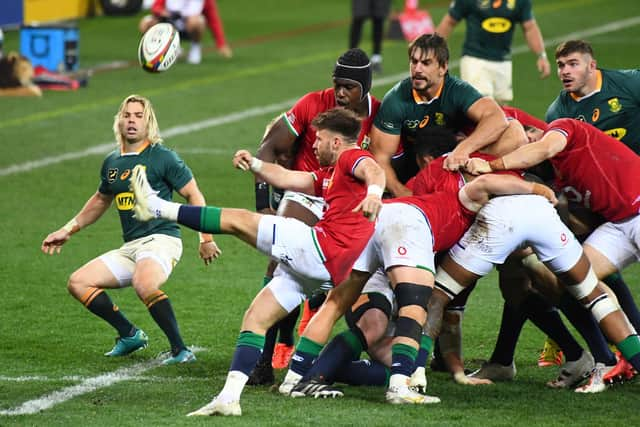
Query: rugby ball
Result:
<box><xmin>138</xmin><ymin>23</ymin><xmax>180</xmax><ymax>73</ymax></box>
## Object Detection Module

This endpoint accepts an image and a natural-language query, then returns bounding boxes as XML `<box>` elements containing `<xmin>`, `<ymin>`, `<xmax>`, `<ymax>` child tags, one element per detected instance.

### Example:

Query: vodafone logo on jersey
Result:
<box><xmin>397</xmin><ymin>246</ymin><xmax>408</xmax><ymax>256</ymax></box>
<box><xmin>560</xmin><ymin>232</ymin><xmax>568</xmax><ymax>246</ymax></box>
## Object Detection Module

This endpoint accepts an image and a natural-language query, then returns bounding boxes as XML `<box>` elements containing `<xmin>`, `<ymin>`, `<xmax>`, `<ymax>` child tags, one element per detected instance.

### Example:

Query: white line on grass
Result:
<box><xmin>1</xmin><ymin>16</ymin><xmax>639</xmax><ymax>179</ymax></box>
<box><xmin>0</xmin><ymin>347</ymin><xmax>206</xmax><ymax>416</ymax></box>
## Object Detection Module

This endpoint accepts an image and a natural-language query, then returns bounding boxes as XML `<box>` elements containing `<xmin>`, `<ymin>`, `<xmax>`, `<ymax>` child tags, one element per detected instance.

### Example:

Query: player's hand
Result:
<box><xmin>443</xmin><ymin>147</ymin><xmax>470</xmax><ymax>171</ymax></box>
<box><xmin>41</xmin><ymin>229</ymin><xmax>71</xmax><ymax>255</ymax></box>
<box><xmin>537</xmin><ymin>57</ymin><xmax>551</xmax><ymax>79</ymax></box>
<box><xmin>464</xmin><ymin>158</ymin><xmax>492</xmax><ymax>175</ymax></box>
<box><xmin>353</xmin><ymin>194</ymin><xmax>383</xmax><ymax>222</ymax></box>
<box><xmin>199</xmin><ymin>240</ymin><xmax>221</xmax><ymax>265</ymax></box>
<box><xmin>532</xmin><ymin>183</ymin><xmax>558</xmax><ymax>206</ymax></box>
<box><xmin>233</xmin><ymin>150</ymin><xmax>253</xmax><ymax>171</ymax></box>
<box><xmin>453</xmin><ymin>371</ymin><xmax>494</xmax><ymax>386</ymax></box>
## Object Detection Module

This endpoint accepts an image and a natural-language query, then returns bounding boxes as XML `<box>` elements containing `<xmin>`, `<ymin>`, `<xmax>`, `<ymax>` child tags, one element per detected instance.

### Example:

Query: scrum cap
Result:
<box><xmin>333</xmin><ymin>48</ymin><xmax>372</xmax><ymax>101</ymax></box>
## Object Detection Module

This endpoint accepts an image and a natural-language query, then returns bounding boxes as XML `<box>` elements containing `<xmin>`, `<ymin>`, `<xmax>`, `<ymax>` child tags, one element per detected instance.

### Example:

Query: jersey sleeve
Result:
<box><xmin>517</xmin><ymin>0</ymin><xmax>534</xmax><ymax>23</ymax></box>
<box><xmin>98</xmin><ymin>154</ymin><xmax>113</xmax><ymax>195</ymax></box>
<box><xmin>451</xmin><ymin>78</ymin><xmax>483</xmax><ymax>113</ymax></box>
<box><xmin>619</xmin><ymin>69</ymin><xmax>640</xmax><ymax>104</ymax></box>
<box><xmin>373</xmin><ymin>85</ymin><xmax>406</xmax><ymax>136</ymax></box>
<box><xmin>163</xmin><ymin>149</ymin><xmax>194</xmax><ymax>191</ymax></box>
<box><xmin>284</xmin><ymin>92</ymin><xmax>318</xmax><ymax>138</ymax></box>
<box><xmin>546</xmin><ymin>118</ymin><xmax>575</xmax><ymax>148</ymax></box>
<box><xmin>448</xmin><ymin>0</ymin><xmax>468</xmax><ymax>21</ymax></box>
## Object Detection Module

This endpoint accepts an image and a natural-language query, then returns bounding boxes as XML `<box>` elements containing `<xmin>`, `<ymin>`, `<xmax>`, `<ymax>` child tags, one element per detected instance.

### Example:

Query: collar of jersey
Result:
<box><xmin>412</xmin><ymin>79</ymin><xmax>444</xmax><ymax>105</ymax></box>
<box><xmin>120</xmin><ymin>140</ymin><xmax>150</xmax><ymax>156</ymax></box>
<box><xmin>569</xmin><ymin>69</ymin><xmax>602</xmax><ymax>102</ymax></box>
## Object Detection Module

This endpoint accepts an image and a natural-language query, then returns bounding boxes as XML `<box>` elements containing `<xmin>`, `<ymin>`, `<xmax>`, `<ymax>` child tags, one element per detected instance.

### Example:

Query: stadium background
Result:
<box><xmin>1</xmin><ymin>0</ymin><xmax>639</xmax><ymax>425</ymax></box>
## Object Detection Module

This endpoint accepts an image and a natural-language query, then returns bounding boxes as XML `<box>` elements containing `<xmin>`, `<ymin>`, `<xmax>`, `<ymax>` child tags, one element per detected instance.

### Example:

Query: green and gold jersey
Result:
<box><xmin>449</xmin><ymin>0</ymin><xmax>533</xmax><ymax>61</ymax></box>
<box><xmin>546</xmin><ymin>69</ymin><xmax>640</xmax><ymax>154</ymax></box>
<box><xmin>98</xmin><ymin>142</ymin><xmax>193</xmax><ymax>242</ymax></box>
<box><xmin>374</xmin><ymin>74</ymin><xmax>482</xmax><ymax>181</ymax></box>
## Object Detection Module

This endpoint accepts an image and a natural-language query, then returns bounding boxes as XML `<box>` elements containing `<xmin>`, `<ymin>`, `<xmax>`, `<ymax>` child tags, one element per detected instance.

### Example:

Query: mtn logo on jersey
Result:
<box><xmin>605</xmin><ymin>128</ymin><xmax>627</xmax><ymax>140</ymax></box>
<box><xmin>481</xmin><ymin>17</ymin><xmax>512</xmax><ymax>33</ymax></box>
<box><xmin>115</xmin><ymin>192</ymin><xmax>135</xmax><ymax>210</ymax></box>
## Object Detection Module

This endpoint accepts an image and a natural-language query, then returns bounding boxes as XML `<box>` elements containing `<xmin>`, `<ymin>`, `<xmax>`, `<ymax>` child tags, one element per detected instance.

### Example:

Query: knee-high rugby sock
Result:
<box><xmin>521</xmin><ymin>293</ymin><xmax>583</xmax><ymax>361</ymax></box>
<box><xmin>177</xmin><ymin>206</ymin><xmax>221</xmax><ymax>233</ymax></box>
<box><xmin>558</xmin><ymin>293</ymin><xmax>617</xmax><ymax>365</ymax></box>
<box><xmin>145</xmin><ymin>291</ymin><xmax>185</xmax><ymax>355</ymax></box>
<box><xmin>304</xmin><ymin>330</ymin><xmax>364</xmax><ymax>382</ymax></box>
<box><xmin>334</xmin><ymin>359</ymin><xmax>389</xmax><ymax>386</ymax></box>
<box><xmin>290</xmin><ymin>336</ymin><xmax>323</xmax><ymax>376</ymax></box>
<box><xmin>230</xmin><ymin>331</ymin><xmax>265</xmax><ymax>376</ymax></box>
<box><xmin>390</xmin><ymin>343</ymin><xmax>418</xmax><ymax>378</ymax></box>
<box><xmin>617</xmin><ymin>334</ymin><xmax>640</xmax><ymax>371</ymax></box>
<box><xmin>489</xmin><ymin>302</ymin><xmax>526</xmax><ymax>366</ymax></box>
<box><xmin>604</xmin><ymin>273</ymin><xmax>640</xmax><ymax>332</ymax></box>
<box><xmin>414</xmin><ymin>334</ymin><xmax>433</xmax><ymax>370</ymax></box>
<box><xmin>82</xmin><ymin>289</ymin><xmax>135</xmax><ymax>337</ymax></box>
<box><xmin>277</xmin><ymin>305</ymin><xmax>300</xmax><ymax>346</ymax></box>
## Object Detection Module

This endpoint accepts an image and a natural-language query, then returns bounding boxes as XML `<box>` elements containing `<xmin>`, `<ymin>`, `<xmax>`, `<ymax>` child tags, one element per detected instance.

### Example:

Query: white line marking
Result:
<box><xmin>1</xmin><ymin>15</ymin><xmax>639</xmax><ymax>179</ymax></box>
<box><xmin>0</xmin><ymin>346</ymin><xmax>206</xmax><ymax>416</ymax></box>
<box><xmin>0</xmin><ymin>360</ymin><xmax>160</xmax><ymax>416</ymax></box>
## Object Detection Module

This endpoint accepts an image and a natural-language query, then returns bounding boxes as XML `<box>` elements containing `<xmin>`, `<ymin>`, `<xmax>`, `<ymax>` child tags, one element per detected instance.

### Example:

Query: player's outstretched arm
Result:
<box><xmin>234</xmin><ymin>149</ymin><xmax>315</xmax><ymax>194</ymax></box>
<box><xmin>459</xmin><ymin>174</ymin><xmax>557</xmax><ymax>212</ymax></box>
<box><xmin>41</xmin><ymin>192</ymin><xmax>113</xmax><ymax>255</ymax></box>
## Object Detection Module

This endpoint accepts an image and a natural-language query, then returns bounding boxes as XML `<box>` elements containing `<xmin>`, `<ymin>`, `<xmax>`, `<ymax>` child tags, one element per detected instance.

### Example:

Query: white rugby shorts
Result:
<box><xmin>584</xmin><ymin>215</ymin><xmax>640</xmax><ymax>271</ymax></box>
<box><xmin>353</xmin><ymin>202</ymin><xmax>435</xmax><ymax>274</ymax></box>
<box><xmin>256</xmin><ymin>214</ymin><xmax>332</xmax><ymax>283</ymax></box>
<box><xmin>99</xmin><ymin>234</ymin><xmax>183</xmax><ymax>287</ymax></box>
<box><xmin>279</xmin><ymin>190</ymin><xmax>326</xmax><ymax>220</ymax></box>
<box><xmin>460</xmin><ymin>55</ymin><xmax>513</xmax><ymax>104</ymax></box>
<box><xmin>449</xmin><ymin>195</ymin><xmax>582</xmax><ymax>275</ymax></box>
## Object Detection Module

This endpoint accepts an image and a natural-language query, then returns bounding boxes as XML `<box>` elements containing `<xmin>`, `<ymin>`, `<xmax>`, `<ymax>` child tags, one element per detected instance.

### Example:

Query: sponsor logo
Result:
<box><xmin>382</xmin><ymin>121</ymin><xmax>397</xmax><ymax>130</ymax></box>
<box><xmin>120</xmin><ymin>169</ymin><xmax>131</xmax><ymax>180</ymax></box>
<box><xmin>397</xmin><ymin>246</ymin><xmax>407</xmax><ymax>255</ymax></box>
<box><xmin>404</xmin><ymin>119</ymin><xmax>420</xmax><ymax>129</ymax></box>
<box><xmin>608</xmin><ymin>97</ymin><xmax>622</xmax><ymax>113</ymax></box>
<box><xmin>419</xmin><ymin>116</ymin><xmax>430</xmax><ymax>127</ymax></box>
<box><xmin>279</xmin><ymin>254</ymin><xmax>293</xmax><ymax>266</ymax></box>
<box><xmin>107</xmin><ymin>168</ymin><xmax>118</xmax><ymax>183</ymax></box>
<box><xmin>576</xmin><ymin>114</ymin><xmax>587</xmax><ymax>122</ymax></box>
<box><xmin>560</xmin><ymin>232</ymin><xmax>568</xmax><ymax>246</ymax></box>
<box><xmin>591</xmin><ymin>108</ymin><xmax>600</xmax><ymax>122</ymax></box>
<box><xmin>605</xmin><ymin>128</ymin><xmax>627</xmax><ymax>140</ymax></box>
<box><xmin>481</xmin><ymin>17</ymin><xmax>512</xmax><ymax>33</ymax></box>
<box><xmin>115</xmin><ymin>192</ymin><xmax>135</xmax><ymax>210</ymax></box>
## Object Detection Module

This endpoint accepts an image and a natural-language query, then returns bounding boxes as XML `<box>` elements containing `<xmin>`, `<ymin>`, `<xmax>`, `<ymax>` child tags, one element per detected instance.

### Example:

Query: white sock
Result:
<box><xmin>389</xmin><ymin>374</ymin><xmax>410</xmax><ymax>389</ymax></box>
<box><xmin>218</xmin><ymin>370</ymin><xmax>248</xmax><ymax>402</ymax></box>
<box><xmin>149</xmin><ymin>195</ymin><xmax>180</xmax><ymax>221</ymax></box>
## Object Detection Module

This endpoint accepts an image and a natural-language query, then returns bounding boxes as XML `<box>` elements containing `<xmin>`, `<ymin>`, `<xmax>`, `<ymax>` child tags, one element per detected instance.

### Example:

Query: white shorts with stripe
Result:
<box><xmin>256</xmin><ymin>215</ymin><xmax>332</xmax><ymax>311</ymax></box>
<box><xmin>449</xmin><ymin>195</ymin><xmax>582</xmax><ymax>276</ymax></box>
<box><xmin>279</xmin><ymin>190</ymin><xmax>326</xmax><ymax>220</ymax></box>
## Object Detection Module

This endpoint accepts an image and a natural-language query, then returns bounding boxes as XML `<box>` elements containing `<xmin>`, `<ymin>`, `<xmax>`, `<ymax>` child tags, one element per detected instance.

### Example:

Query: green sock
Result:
<box><xmin>200</xmin><ymin>206</ymin><xmax>221</xmax><ymax>233</ymax></box>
